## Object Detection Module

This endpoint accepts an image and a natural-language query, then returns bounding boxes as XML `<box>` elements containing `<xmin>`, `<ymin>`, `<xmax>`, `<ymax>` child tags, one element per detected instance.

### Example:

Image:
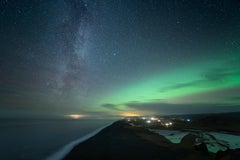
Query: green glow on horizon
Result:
<box><xmin>95</xmin><ymin>55</ymin><xmax>240</xmax><ymax>114</ymax></box>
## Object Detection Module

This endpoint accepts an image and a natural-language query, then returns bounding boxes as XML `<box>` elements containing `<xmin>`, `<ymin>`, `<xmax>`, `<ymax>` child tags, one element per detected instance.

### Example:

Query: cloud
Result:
<box><xmin>203</xmin><ymin>67</ymin><xmax>240</xmax><ymax>82</ymax></box>
<box><xmin>230</xmin><ymin>96</ymin><xmax>240</xmax><ymax>101</ymax></box>
<box><xmin>101</xmin><ymin>103</ymin><xmax>122</xmax><ymax>111</ymax></box>
<box><xmin>100</xmin><ymin>85</ymin><xmax>240</xmax><ymax>115</ymax></box>
<box><xmin>170</xmin><ymin>86</ymin><xmax>240</xmax><ymax>106</ymax></box>
<box><xmin>159</xmin><ymin>80</ymin><xmax>202</xmax><ymax>92</ymax></box>
<box><xmin>125</xmin><ymin>101</ymin><xmax>240</xmax><ymax>115</ymax></box>
<box><xmin>159</xmin><ymin>65</ymin><xmax>240</xmax><ymax>93</ymax></box>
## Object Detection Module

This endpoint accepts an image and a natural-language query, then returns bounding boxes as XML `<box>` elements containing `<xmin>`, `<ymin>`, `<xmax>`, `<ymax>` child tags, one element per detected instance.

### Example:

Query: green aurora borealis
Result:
<box><xmin>96</xmin><ymin>53</ymin><xmax>240</xmax><ymax>116</ymax></box>
<box><xmin>1</xmin><ymin>0</ymin><xmax>240</xmax><ymax>118</ymax></box>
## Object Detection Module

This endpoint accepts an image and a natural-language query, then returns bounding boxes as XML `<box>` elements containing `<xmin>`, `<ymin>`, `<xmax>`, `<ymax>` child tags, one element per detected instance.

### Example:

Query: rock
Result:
<box><xmin>215</xmin><ymin>148</ymin><xmax>240</xmax><ymax>160</ymax></box>
<box><xmin>195</xmin><ymin>143</ymin><xmax>209</xmax><ymax>154</ymax></box>
<box><xmin>180</xmin><ymin>134</ymin><xmax>197</xmax><ymax>147</ymax></box>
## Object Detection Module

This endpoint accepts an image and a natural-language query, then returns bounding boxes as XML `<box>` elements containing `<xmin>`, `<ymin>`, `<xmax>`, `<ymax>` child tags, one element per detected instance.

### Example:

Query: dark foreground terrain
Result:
<box><xmin>63</xmin><ymin>120</ymin><xmax>240</xmax><ymax>160</ymax></box>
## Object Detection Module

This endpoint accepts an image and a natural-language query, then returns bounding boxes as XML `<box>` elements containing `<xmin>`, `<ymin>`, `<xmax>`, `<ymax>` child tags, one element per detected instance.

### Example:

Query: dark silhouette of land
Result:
<box><xmin>64</xmin><ymin>112</ymin><xmax>240</xmax><ymax>160</ymax></box>
<box><xmin>64</xmin><ymin>121</ymin><xmax>215</xmax><ymax>160</ymax></box>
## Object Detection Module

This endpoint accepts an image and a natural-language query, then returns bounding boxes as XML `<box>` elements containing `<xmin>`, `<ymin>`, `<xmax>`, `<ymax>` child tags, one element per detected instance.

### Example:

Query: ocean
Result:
<box><xmin>0</xmin><ymin>119</ymin><xmax>115</xmax><ymax>160</ymax></box>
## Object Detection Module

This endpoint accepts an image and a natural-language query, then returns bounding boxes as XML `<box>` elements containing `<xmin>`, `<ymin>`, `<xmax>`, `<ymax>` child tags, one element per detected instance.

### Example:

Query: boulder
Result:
<box><xmin>215</xmin><ymin>148</ymin><xmax>240</xmax><ymax>160</ymax></box>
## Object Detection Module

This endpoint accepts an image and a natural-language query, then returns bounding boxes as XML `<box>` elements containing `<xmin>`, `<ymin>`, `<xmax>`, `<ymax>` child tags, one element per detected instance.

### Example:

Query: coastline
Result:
<box><xmin>45</xmin><ymin>122</ymin><xmax>115</xmax><ymax>160</ymax></box>
<box><xmin>63</xmin><ymin>120</ymin><xmax>217</xmax><ymax>160</ymax></box>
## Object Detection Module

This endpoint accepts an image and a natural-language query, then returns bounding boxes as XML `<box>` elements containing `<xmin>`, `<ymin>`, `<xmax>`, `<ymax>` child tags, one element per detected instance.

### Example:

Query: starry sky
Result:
<box><xmin>1</xmin><ymin>0</ymin><xmax>240</xmax><ymax>118</ymax></box>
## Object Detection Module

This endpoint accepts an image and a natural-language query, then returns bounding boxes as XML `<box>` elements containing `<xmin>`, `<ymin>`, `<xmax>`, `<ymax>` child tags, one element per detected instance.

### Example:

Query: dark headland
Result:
<box><xmin>63</xmin><ymin>113</ymin><xmax>240</xmax><ymax>160</ymax></box>
<box><xmin>64</xmin><ymin>113</ymin><xmax>240</xmax><ymax>160</ymax></box>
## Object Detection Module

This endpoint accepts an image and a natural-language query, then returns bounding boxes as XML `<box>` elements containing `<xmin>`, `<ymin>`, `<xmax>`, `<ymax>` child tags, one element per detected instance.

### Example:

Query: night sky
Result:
<box><xmin>1</xmin><ymin>0</ymin><xmax>240</xmax><ymax>118</ymax></box>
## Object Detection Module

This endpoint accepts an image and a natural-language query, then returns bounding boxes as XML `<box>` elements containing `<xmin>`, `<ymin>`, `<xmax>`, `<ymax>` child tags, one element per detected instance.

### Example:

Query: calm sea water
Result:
<box><xmin>0</xmin><ymin>119</ymin><xmax>115</xmax><ymax>160</ymax></box>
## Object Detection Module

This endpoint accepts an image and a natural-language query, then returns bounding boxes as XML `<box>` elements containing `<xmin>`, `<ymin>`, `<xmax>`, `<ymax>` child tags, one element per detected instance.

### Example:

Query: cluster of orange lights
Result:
<box><xmin>120</xmin><ymin>113</ymin><xmax>141</xmax><ymax>117</ymax></box>
<box><xmin>67</xmin><ymin>114</ymin><xmax>86</xmax><ymax>119</ymax></box>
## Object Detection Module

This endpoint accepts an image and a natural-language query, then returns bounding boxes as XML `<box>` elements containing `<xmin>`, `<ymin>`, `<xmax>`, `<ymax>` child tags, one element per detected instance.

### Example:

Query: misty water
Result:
<box><xmin>150</xmin><ymin>129</ymin><xmax>240</xmax><ymax>153</ymax></box>
<box><xmin>0</xmin><ymin>119</ymin><xmax>114</xmax><ymax>160</ymax></box>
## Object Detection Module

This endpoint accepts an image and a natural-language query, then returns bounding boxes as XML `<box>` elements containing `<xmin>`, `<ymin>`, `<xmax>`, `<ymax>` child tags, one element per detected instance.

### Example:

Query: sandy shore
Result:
<box><xmin>63</xmin><ymin>120</ymin><xmax>217</xmax><ymax>160</ymax></box>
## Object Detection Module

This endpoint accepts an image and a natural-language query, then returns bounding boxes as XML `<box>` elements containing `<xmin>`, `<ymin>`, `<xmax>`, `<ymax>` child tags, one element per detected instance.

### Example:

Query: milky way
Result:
<box><xmin>0</xmin><ymin>0</ymin><xmax>240</xmax><ymax>118</ymax></box>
